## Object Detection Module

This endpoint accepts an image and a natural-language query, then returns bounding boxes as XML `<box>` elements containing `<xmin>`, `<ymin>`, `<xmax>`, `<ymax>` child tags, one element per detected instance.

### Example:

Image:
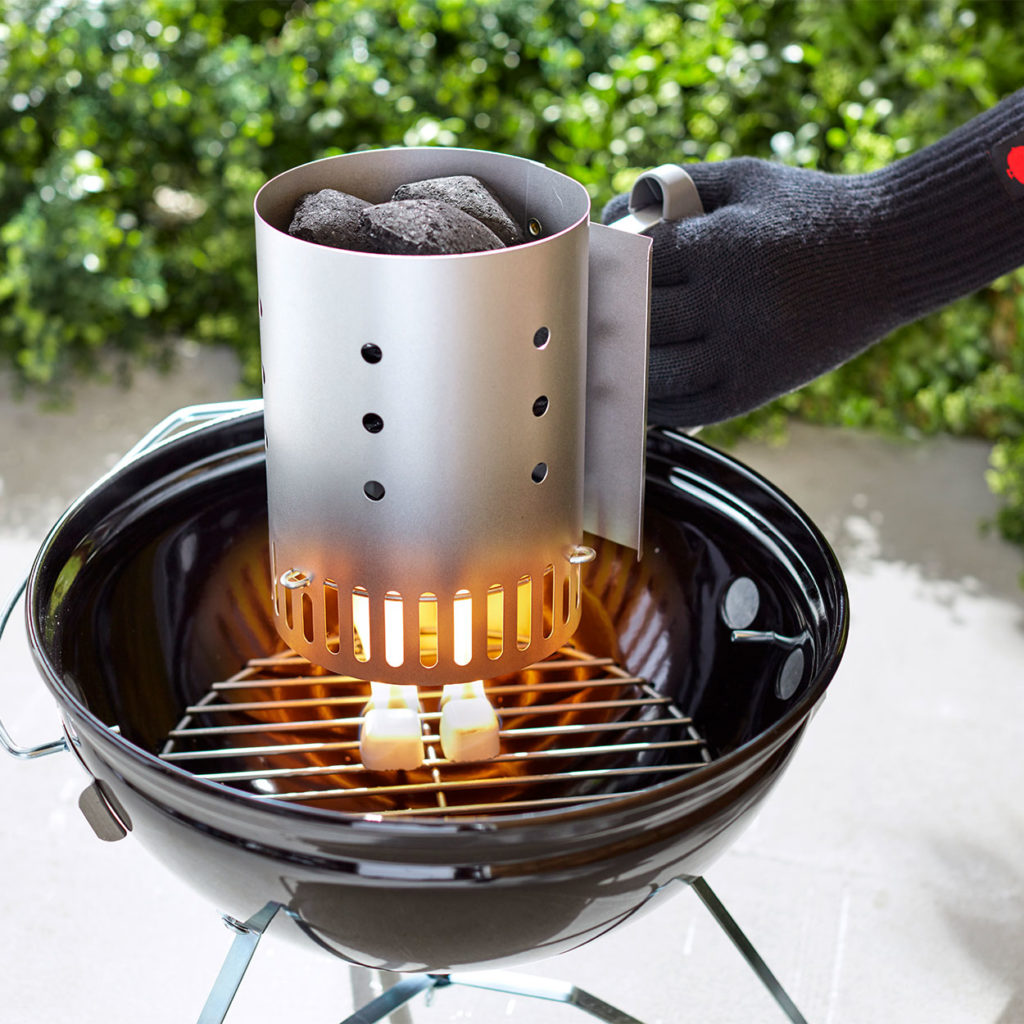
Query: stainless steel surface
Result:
<box><xmin>254</xmin><ymin>153</ymin><xmax>703</xmax><ymax>685</ymax></box>
<box><xmin>256</xmin><ymin>148</ymin><xmax>592</xmax><ymax>685</ymax></box>
<box><xmin>76</xmin><ymin>779</ymin><xmax>130</xmax><ymax>842</ymax></box>
<box><xmin>581</xmin><ymin>166</ymin><xmax>705</xmax><ymax>555</ymax></box>
<box><xmin>583</xmin><ymin>222</ymin><xmax>651</xmax><ymax>554</ymax></box>
<box><xmin>160</xmin><ymin>645</ymin><xmax>713</xmax><ymax>818</ymax></box>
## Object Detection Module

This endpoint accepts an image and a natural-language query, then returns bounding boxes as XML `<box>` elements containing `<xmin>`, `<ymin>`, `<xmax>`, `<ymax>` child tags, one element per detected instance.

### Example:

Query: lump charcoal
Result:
<box><xmin>288</xmin><ymin>189</ymin><xmax>372</xmax><ymax>249</ymax></box>
<box><xmin>392</xmin><ymin>175</ymin><xmax>525</xmax><ymax>246</ymax></box>
<box><xmin>360</xmin><ymin>199</ymin><xmax>505</xmax><ymax>255</ymax></box>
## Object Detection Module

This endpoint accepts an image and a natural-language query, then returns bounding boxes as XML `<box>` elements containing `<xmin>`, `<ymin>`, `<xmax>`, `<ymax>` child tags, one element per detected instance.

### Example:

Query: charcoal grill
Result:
<box><xmin>1</xmin><ymin>401</ymin><xmax>847</xmax><ymax>1023</ymax></box>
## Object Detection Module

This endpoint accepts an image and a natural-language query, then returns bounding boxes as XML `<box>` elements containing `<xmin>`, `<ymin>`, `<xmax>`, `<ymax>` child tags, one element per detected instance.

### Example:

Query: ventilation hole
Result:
<box><xmin>384</xmin><ymin>591</ymin><xmax>404</xmax><ymax>667</ymax></box>
<box><xmin>531</xmin><ymin>462</ymin><xmax>548</xmax><ymax>483</ymax></box>
<box><xmin>532</xmin><ymin>395</ymin><xmax>549</xmax><ymax>417</ymax></box>
<box><xmin>284</xmin><ymin>587</ymin><xmax>294</xmax><ymax>630</ymax></box>
<box><xmin>301</xmin><ymin>592</ymin><xmax>315</xmax><ymax>643</ymax></box>
<box><xmin>533</xmin><ymin>326</ymin><xmax>550</xmax><ymax>349</ymax></box>
<box><xmin>364</xmin><ymin>480</ymin><xmax>386</xmax><ymax>501</ymax></box>
<box><xmin>528</xmin><ymin>217</ymin><xmax>542</xmax><ymax>237</ymax></box>
<box><xmin>258</xmin><ymin>298</ymin><xmax>263</xmax><ymax>318</ymax></box>
<box><xmin>261</xmin><ymin>363</ymin><xmax>266</xmax><ymax>384</ymax></box>
<box><xmin>419</xmin><ymin>593</ymin><xmax>438</xmax><ymax>668</ymax></box>
<box><xmin>562</xmin><ymin>573</ymin><xmax>571</xmax><ymax>625</ymax></box>
<box><xmin>363</xmin><ymin>412</ymin><xmax>384</xmax><ymax>433</ymax></box>
<box><xmin>542</xmin><ymin>565</ymin><xmax>555</xmax><ymax>640</ymax></box>
<box><xmin>487</xmin><ymin>584</ymin><xmax>504</xmax><ymax>660</ymax></box>
<box><xmin>324</xmin><ymin>580</ymin><xmax>340</xmax><ymax>654</ymax></box>
<box><xmin>516</xmin><ymin>575</ymin><xmax>532</xmax><ymax>651</ymax></box>
<box><xmin>352</xmin><ymin>587</ymin><xmax>370</xmax><ymax>662</ymax></box>
<box><xmin>453</xmin><ymin>589</ymin><xmax>472</xmax><ymax>666</ymax></box>
<box><xmin>361</xmin><ymin>343</ymin><xmax>382</xmax><ymax>364</ymax></box>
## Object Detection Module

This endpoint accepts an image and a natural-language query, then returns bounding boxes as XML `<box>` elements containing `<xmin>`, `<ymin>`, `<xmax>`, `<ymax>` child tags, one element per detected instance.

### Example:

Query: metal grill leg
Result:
<box><xmin>691</xmin><ymin>877</ymin><xmax>809</xmax><ymax>1024</ymax></box>
<box><xmin>339</xmin><ymin>971</ymin><xmax>646</xmax><ymax>1024</ymax></box>
<box><xmin>197</xmin><ymin>902</ymin><xmax>283</xmax><ymax>1024</ymax></box>
<box><xmin>337</xmin><ymin>975</ymin><xmax>439</xmax><ymax>1024</ymax></box>
<box><xmin>434</xmin><ymin>972</ymin><xmax>645</xmax><ymax>1024</ymax></box>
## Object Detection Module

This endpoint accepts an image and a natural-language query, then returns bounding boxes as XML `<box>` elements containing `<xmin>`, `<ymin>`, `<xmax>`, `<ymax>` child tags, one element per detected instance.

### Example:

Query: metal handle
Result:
<box><xmin>0</xmin><ymin>399</ymin><xmax>263</xmax><ymax>762</ymax></box>
<box><xmin>612</xmin><ymin>164</ymin><xmax>706</xmax><ymax>234</ymax></box>
<box><xmin>583</xmin><ymin>165</ymin><xmax>705</xmax><ymax>556</ymax></box>
<box><xmin>0</xmin><ymin>577</ymin><xmax>68</xmax><ymax>760</ymax></box>
<box><xmin>115</xmin><ymin>398</ymin><xmax>263</xmax><ymax>471</ymax></box>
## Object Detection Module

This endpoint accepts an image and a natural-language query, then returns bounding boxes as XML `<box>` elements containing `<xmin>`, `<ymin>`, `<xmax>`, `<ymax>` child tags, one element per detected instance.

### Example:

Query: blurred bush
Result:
<box><xmin>1</xmin><ymin>0</ymin><xmax>1023</xmax><ymax>550</ymax></box>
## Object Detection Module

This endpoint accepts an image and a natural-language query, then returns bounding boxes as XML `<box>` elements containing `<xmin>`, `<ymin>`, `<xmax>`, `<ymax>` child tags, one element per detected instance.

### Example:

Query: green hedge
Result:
<box><xmin>2</xmin><ymin>0</ymin><xmax>1023</xmax><ymax>550</ymax></box>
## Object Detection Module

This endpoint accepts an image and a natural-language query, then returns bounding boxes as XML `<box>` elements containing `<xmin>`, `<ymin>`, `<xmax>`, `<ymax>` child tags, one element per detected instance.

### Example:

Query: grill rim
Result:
<box><xmin>26</xmin><ymin>411</ymin><xmax>849</xmax><ymax>839</ymax></box>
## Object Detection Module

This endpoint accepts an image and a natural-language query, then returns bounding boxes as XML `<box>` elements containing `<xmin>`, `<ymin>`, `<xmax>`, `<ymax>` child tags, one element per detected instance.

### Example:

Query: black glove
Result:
<box><xmin>604</xmin><ymin>88</ymin><xmax>1024</xmax><ymax>427</ymax></box>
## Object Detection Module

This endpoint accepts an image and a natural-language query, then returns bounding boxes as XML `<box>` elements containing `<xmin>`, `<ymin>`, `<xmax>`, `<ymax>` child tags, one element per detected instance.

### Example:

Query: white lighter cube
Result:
<box><xmin>439</xmin><ymin>682</ymin><xmax>500</xmax><ymax>763</ymax></box>
<box><xmin>360</xmin><ymin>683</ymin><xmax>425</xmax><ymax>771</ymax></box>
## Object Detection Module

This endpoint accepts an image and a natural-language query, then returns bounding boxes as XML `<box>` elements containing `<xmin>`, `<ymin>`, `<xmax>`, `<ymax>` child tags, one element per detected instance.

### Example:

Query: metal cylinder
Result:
<box><xmin>254</xmin><ymin>148</ymin><xmax>592</xmax><ymax>684</ymax></box>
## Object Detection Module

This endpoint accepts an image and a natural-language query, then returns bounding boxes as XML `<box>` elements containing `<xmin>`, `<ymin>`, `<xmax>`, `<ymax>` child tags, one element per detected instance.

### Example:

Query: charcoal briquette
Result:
<box><xmin>360</xmin><ymin>199</ymin><xmax>505</xmax><ymax>255</ymax></box>
<box><xmin>392</xmin><ymin>175</ymin><xmax>524</xmax><ymax>246</ymax></box>
<box><xmin>288</xmin><ymin>188</ymin><xmax>372</xmax><ymax>250</ymax></box>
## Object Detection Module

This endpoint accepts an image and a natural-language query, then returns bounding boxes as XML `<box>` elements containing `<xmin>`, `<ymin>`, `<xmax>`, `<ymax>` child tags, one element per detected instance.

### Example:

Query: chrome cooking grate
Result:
<box><xmin>159</xmin><ymin>646</ymin><xmax>713</xmax><ymax>818</ymax></box>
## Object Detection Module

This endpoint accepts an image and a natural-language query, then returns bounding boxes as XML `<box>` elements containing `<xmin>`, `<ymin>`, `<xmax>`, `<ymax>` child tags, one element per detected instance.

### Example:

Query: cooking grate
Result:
<box><xmin>159</xmin><ymin>646</ymin><xmax>713</xmax><ymax>818</ymax></box>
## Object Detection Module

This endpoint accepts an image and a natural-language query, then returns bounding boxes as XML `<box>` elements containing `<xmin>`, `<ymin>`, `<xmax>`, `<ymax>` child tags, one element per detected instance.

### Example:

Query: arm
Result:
<box><xmin>604</xmin><ymin>88</ymin><xmax>1024</xmax><ymax>426</ymax></box>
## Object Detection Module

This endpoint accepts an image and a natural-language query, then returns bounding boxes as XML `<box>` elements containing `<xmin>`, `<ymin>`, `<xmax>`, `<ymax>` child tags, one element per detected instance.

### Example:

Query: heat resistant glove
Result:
<box><xmin>603</xmin><ymin>88</ymin><xmax>1024</xmax><ymax>427</ymax></box>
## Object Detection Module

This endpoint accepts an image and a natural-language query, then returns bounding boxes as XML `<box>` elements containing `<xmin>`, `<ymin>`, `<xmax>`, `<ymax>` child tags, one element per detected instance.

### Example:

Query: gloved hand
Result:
<box><xmin>604</xmin><ymin>159</ymin><xmax>902</xmax><ymax>426</ymax></box>
<box><xmin>604</xmin><ymin>89</ymin><xmax>1024</xmax><ymax>427</ymax></box>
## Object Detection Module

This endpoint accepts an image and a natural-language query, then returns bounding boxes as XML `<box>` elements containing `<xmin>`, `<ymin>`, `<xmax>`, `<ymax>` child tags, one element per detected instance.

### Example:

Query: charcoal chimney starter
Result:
<box><xmin>254</xmin><ymin>148</ymin><xmax>685</xmax><ymax>686</ymax></box>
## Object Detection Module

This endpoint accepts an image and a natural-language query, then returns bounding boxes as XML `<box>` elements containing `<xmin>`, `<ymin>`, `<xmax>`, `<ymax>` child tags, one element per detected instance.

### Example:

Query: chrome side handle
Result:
<box><xmin>0</xmin><ymin>577</ymin><xmax>68</xmax><ymax>760</ymax></box>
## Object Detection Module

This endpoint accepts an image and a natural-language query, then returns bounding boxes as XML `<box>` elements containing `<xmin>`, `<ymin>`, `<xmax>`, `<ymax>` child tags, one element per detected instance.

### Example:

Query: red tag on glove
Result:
<box><xmin>991</xmin><ymin>132</ymin><xmax>1024</xmax><ymax>199</ymax></box>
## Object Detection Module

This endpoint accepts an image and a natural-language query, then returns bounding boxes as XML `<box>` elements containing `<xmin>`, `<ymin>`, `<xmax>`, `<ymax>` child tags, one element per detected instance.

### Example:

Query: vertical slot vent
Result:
<box><xmin>542</xmin><ymin>565</ymin><xmax>555</xmax><ymax>640</ymax></box>
<box><xmin>301</xmin><ymin>592</ymin><xmax>314</xmax><ymax>643</ymax></box>
<box><xmin>487</xmin><ymin>584</ymin><xmax>504</xmax><ymax>660</ymax></box>
<box><xmin>352</xmin><ymin>587</ymin><xmax>370</xmax><ymax>662</ymax></box>
<box><xmin>419</xmin><ymin>593</ymin><xmax>438</xmax><ymax>668</ymax></box>
<box><xmin>384</xmin><ymin>591</ymin><xmax>404</xmax><ymax>667</ymax></box>
<box><xmin>454</xmin><ymin>589</ymin><xmax>472</xmax><ymax>666</ymax></box>
<box><xmin>324</xmin><ymin>580</ymin><xmax>340</xmax><ymax>654</ymax></box>
<box><xmin>516</xmin><ymin>575</ymin><xmax>532</xmax><ymax>651</ymax></box>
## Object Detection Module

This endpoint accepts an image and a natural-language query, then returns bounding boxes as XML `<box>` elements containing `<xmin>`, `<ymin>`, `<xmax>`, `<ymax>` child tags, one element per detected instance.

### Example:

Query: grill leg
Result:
<box><xmin>691</xmin><ymin>877</ymin><xmax>809</xmax><ymax>1024</ymax></box>
<box><xmin>434</xmin><ymin>972</ymin><xmax>645</xmax><ymax>1024</ymax></box>
<box><xmin>338</xmin><ymin>971</ymin><xmax>646</xmax><ymax>1023</ymax></box>
<box><xmin>337</xmin><ymin>975</ymin><xmax>439</xmax><ymax>1024</ymax></box>
<box><xmin>196</xmin><ymin>902</ymin><xmax>283</xmax><ymax>1024</ymax></box>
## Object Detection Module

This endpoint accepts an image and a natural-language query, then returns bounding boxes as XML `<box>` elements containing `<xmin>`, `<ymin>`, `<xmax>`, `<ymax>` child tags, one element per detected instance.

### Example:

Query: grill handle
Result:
<box><xmin>0</xmin><ymin>577</ymin><xmax>68</xmax><ymax>760</ymax></box>
<box><xmin>115</xmin><ymin>398</ymin><xmax>263</xmax><ymax>470</ymax></box>
<box><xmin>1</xmin><ymin>399</ymin><xmax>263</xmax><ymax>762</ymax></box>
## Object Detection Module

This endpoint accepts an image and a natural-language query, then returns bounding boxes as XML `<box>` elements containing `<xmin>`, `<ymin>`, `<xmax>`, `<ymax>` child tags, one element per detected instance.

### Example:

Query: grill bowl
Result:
<box><xmin>25</xmin><ymin>409</ymin><xmax>847</xmax><ymax>972</ymax></box>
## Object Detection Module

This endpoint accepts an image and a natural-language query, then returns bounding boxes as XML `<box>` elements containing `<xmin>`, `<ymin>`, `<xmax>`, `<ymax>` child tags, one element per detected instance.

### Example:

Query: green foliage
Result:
<box><xmin>2</xmin><ymin>0</ymin><xmax>1024</xmax><ymax>558</ymax></box>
